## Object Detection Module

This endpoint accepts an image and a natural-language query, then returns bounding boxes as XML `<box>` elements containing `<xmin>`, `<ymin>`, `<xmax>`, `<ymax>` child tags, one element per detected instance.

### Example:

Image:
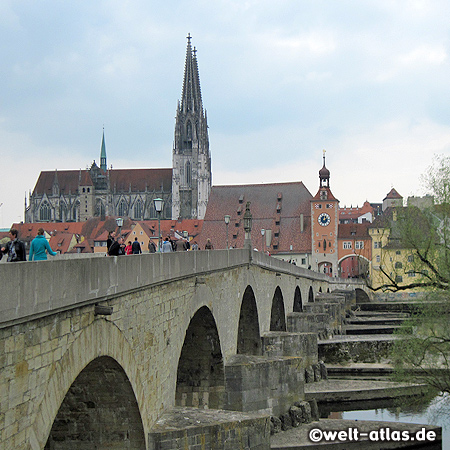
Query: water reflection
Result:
<box><xmin>322</xmin><ymin>393</ymin><xmax>450</xmax><ymax>449</ymax></box>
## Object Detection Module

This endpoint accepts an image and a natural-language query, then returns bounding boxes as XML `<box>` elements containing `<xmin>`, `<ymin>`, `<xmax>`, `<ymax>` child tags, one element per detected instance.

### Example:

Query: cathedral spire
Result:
<box><xmin>100</xmin><ymin>127</ymin><xmax>107</xmax><ymax>171</ymax></box>
<box><xmin>180</xmin><ymin>33</ymin><xmax>203</xmax><ymax>115</ymax></box>
<box><xmin>172</xmin><ymin>35</ymin><xmax>211</xmax><ymax>221</ymax></box>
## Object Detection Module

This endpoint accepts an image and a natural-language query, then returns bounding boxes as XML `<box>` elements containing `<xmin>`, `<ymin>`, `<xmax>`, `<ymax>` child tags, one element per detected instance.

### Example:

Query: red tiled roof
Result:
<box><xmin>199</xmin><ymin>182</ymin><xmax>312</xmax><ymax>252</ymax></box>
<box><xmin>338</xmin><ymin>222</ymin><xmax>371</xmax><ymax>239</ymax></box>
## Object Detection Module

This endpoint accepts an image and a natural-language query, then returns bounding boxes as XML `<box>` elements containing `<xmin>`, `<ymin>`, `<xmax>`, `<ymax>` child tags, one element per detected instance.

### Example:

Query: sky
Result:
<box><xmin>1</xmin><ymin>1</ymin><xmax>450</xmax><ymax>228</ymax></box>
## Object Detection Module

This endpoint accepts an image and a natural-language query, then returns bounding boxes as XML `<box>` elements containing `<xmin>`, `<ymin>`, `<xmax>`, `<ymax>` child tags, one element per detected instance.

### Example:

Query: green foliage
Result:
<box><xmin>392</xmin><ymin>293</ymin><xmax>450</xmax><ymax>394</ymax></box>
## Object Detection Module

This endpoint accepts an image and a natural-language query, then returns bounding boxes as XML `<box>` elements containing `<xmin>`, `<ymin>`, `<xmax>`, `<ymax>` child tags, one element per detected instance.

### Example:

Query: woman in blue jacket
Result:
<box><xmin>29</xmin><ymin>228</ymin><xmax>58</xmax><ymax>261</ymax></box>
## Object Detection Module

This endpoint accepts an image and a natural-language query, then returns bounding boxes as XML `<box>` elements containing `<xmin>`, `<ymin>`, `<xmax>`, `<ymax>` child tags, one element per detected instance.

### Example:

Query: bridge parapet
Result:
<box><xmin>1</xmin><ymin>249</ymin><xmax>367</xmax><ymax>328</ymax></box>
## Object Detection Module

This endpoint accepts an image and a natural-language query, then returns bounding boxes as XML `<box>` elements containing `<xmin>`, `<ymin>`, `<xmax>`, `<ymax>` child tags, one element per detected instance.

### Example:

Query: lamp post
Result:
<box><xmin>116</xmin><ymin>217</ymin><xmax>123</xmax><ymax>238</ymax></box>
<box><xmin>243</xmin><ymin>202</ymin><xmax>252</xmax><ymax>249</ymax></box>
<box><xmin>224</xmin><ymin>215</ymin><xmax>231</xmax><ymax>249</ymax></box>
<box><xmin>261</xmin><ymin>229</ymin><xmax>265</xmax><ymax>253</ymax></box>
<box><xmin>153</xmin><ymin>198</ymin><xmax>164</xmax><ymax>252</ymax></box>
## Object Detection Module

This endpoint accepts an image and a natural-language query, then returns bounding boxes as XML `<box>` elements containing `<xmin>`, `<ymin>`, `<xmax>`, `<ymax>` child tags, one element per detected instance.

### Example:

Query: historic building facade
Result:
<box><xmin>310</xmin><ymin>152</ymin><xmax>339</xmax><ymax>276</ymax></box>
<box><xmin>25</xmin><ymin>35</ymin><xmax>211</xmax><ymax>223</ymax></box>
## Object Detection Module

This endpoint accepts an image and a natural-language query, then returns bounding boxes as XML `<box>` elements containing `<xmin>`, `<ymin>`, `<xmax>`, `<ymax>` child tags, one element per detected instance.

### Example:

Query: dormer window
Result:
<box><xmin>239</xmin><ymin>194</ymin><xmax>244</xmax><ymax>204</ymax></box>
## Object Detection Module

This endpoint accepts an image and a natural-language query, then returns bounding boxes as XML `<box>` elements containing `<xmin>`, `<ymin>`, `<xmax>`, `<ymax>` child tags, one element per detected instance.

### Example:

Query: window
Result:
<box><xmin>396</xmin><ymin>250</ymin><xmax>401</xmax><ymax>255</ymax></box>
<box><xmin>395</xmin><ymin>275</ymin><xmax>403</xmax><ymax>283</ymax></box>
<box><xmin>301</xmin><ymin>258</ymin><xmax>306</xmax><ymax>265</ymax></box>
<box><xmin>320</xmin><ymin>190</ymin><xmax>327</xmax><ymax>200</ymax></box>
<box><xmin>118</xmin><ymin>199</ymin><xmax>127</xmax><ymax>217</ymax></box>
<box><xmin>374</xmin><ymin>241</ymin><xmax>382</xmax><ymax>249</ymax></box>
<box><xmin>408</xmin><ymin>255</ymin><xmax>414</xmax><ymax>262</ymax></box>
<box><xmin>355</xmin><ymin>241</ymin><xmax>364</xmax><ymax>249</ymax></box>
<box><xmin>376</xmin><ymin>255</ymin><xmax>380</xmax><ymax>263</ymax></box>
<box><xmin>395</xmin><ymin>262</ymin><xmax>403</xmax><ymax>269</ymax></box>
<box><xmin>343</xmin><ymin>241</ymin><xmax>352</xmax><ymax>249</ymax></box>
<box><xmin>134</xmin><ymin>200</ymin><xmax>143</xmax><ymax>220</ymax></box>
<box><xmin>39</xmin><ymin>201</ymin><xmax>51</xmax><ymax>221</ymax></box>
<box><xmin>408</xmin><ymin>271</ymin><xmax>416</xmax><ymax>277</ymax></box>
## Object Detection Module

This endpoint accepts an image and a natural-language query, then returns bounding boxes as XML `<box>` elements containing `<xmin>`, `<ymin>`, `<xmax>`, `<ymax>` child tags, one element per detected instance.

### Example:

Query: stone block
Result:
<box><xmin>280</xmin><ymin>412</ymin><xmax>292</xmax><ymax>431</ymax></box>
<box><xmin>270</xmin><ymin>416</ymin><xmax>282</xmax><ymax>435</ymax></box>
<box><xmin>289</xmin><ymin>406</ymin><xmax>301</xmax><ymax>427</ymax></box>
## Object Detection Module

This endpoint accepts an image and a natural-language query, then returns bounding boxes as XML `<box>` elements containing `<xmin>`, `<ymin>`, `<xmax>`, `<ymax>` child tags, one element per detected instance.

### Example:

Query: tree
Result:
<box><xmin>368</xmin><ymin>155</ymin><xmax>450</xmax><ymax>293</ymax></box>
<box><xmin>369</xmin><ymin>155</ymin><xmax>450</xmax><ymax>398</ymax></box>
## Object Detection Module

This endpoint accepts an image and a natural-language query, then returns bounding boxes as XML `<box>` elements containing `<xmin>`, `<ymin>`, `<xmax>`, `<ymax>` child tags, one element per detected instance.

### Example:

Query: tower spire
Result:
<box><xmin>172</xmin><ymin>35</ymin><xmax>211</xmax><ymax>221</ymax></box>
<box><xmin>180</xmin><ymin>33</ymin><xmax>203</xmax><ymax>115</ymax></box>
<box><xmin>100</xmin><ymin>127</ymin><xmax>107</xmax><ymax>171</ymax></box>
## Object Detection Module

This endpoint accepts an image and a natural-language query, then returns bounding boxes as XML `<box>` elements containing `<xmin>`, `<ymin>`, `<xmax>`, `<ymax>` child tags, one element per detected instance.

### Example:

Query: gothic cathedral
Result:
<box><xmin>25</xmin><ymin>35</ymin><xmax>211</xmax><ymax>223</ymax></box>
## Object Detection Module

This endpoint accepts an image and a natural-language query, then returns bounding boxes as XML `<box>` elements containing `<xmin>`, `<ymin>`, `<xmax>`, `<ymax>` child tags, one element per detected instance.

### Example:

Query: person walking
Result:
<box><xmin>131</xmin><ymin>237</ymin><xmax>142</xmax><ymax>254</ymax></box>
<box><xmin>161</xmin><ymin>236</ymin><xmax>173</xmax><ymax>253</ymax></box>
<box><xmin>205</xmin><ymin>238</ymin><xmax>214</xmax><ymax>250</ymax></box>
<box><xmin>1</xmin><ymin>228</ymin><xmax>26</xmax><ymax>262</ymax></box>
<box><xmin>148</xmin><ymin>240</ymin><xmax>156</xmax><ymax>253</ymax></box>
<box><xmin>191</xmin><ymin>241</ymin><xmax>199</xmax><ymax>250</ymax></box>
<box><xmin>29</xmin><ymin>228</ymin><xmax>57</xmax><ymax>261</ymax></box>
<box><xmin>109</xmin><ymin>237</ymin><xmax>125</xmax><ymax>256</ymax></box>
<box><xmin>175</xmin><ymin>238</ymin><xmax>187</xmax><ymax>251</ymax></box>
<box><xmin>125</xmin><ymin>241</ymin><xmax>133</xmax><ymax>255</ymax></box>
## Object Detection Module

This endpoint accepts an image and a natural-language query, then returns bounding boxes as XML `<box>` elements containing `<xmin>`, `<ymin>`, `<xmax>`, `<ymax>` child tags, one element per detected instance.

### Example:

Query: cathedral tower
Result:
<box><xmin>172</xmin><ymin>34</ymin><xmax>211</xmax><ymax>220</ymax></box>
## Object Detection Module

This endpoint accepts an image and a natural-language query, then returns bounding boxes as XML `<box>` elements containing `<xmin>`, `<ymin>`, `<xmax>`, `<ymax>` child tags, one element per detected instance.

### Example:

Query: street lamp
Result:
<box><xmin>116</xmin><ymin>217</ymin><xmax>123</xmax><ymax>237</ymax></box>
<box><xmin>224</xmin><ymin>215</ymin><xmax>231</xmax><ymax>249</ymax></box>
<box><xmin>243</xmin><ymin>202</ymin><xmax>252</xmax><ymax>249</ymax></box>
<box><xmin>153</xmin><ymin>198</ymin><xmax>164</xmax><ymax>252</ymax></box>
<box><xmin>261</xmin><ymin>228</ymin><xmax>265</xmax><ymax>253</ymax></box>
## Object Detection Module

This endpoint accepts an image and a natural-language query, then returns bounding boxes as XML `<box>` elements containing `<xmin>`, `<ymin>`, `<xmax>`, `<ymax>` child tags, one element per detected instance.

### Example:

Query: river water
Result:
<box><xmin>322</xmin><ymin>393</ymin><xmax>449</xmax><ymax>449</ymax></box>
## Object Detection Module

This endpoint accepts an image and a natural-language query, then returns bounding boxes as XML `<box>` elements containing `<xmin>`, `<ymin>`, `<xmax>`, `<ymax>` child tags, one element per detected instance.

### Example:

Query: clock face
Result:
<box><xmin>318</xmin><ymin>212</ymin><xmax>331</xmax><ymax>227</ymax></box>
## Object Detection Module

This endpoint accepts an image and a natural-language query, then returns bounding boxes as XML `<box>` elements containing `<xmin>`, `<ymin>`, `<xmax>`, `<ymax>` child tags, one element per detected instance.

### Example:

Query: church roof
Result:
<box><xmin>32</xmin><ymin>168</ymin><xmax>172</xmax><ymax>195</ymax></box>
<box><xmin>198</xmin><ymin>182</ymin><xmax>312</xmax><ymax>252</ymax></box>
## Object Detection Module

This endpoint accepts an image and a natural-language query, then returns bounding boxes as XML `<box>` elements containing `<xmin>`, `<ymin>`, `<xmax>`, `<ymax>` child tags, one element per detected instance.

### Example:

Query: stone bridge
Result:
<box><xmin>1</xmin><ymin>249</ymin><xmax>369</xmax><ymax>449</ymax></box>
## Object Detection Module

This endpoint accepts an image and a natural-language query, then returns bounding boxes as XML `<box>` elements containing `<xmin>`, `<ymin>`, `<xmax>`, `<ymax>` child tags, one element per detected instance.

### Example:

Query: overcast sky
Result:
<box><xmin>1</xmin><ymin>1</ymin><xmax>450</xmax><ymax>228</ymax></box>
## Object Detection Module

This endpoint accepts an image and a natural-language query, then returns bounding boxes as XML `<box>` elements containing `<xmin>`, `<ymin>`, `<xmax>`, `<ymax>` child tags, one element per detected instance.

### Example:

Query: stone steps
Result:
<box><xmin>344</xmin><ymin>324</ymin><xmax>402</xmax><ymax>335</ymax></box>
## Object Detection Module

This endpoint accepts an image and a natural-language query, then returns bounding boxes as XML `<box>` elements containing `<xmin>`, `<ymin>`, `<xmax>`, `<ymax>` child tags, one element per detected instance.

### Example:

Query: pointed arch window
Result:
<box><xmin>118</xmin><ymin>199</ymin><xmax>128</xmax><ymax>217</ymax></box>
<box><xmin>39</xmin><ymin>201</ymin><xmax>51</xmax><ymax>221</ymax></box>
<box><xmin>186</xmin><ymin>121</ymin><xmax>192</xmax><ymax>139</ymax></box>
<box><xmin>186</xmin><ymin>161</ymin><xmax>191</xmax><ymax>186</ymax></box>
<box><xmin>95</xmin><ymin>199</ymin><xmax>105</xmax><ymax>217</ymax></box>
<box><xmin>59</xmin><ymin>203</ymin><xmax>68</xmax><ymax>222</ymax></box>
<box><xmin>134</xmin><ymin>200</ymin><xmax>143</xmax><ymax>220</ymax></box>
<box><xmin>72</xmin><ymin>201</ymin><xmax>80</xmax><ymax>221</ymax></box>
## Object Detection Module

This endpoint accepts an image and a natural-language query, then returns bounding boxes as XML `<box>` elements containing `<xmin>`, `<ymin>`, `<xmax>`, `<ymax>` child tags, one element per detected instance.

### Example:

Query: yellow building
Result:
<box><xmin>368</xmin><ymin>207</ymin><xmax>429</xmax><ymax>300</ymax></box>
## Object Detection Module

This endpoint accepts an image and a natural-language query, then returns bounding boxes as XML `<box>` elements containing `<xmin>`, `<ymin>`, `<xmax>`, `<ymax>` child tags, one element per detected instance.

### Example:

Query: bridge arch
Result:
<box><xmin>293</xmin><ymin>286</ymin><xmax>303</xmax><ymax>312</ymax></box>
<box><xmin>45</xmin><ymin>356</ymin><xmax>145</xmax><ymax>449</ymax></box>
<box><xmin>355</xmin><ymin>287</ymin><xmax>370</xmax><ymax>303</ymax></box>
<box><xmin>237</xmin><ymin>286</ymin><xmax>261</xmax><ymax>355</ymax></box>
<box><xmin>176</xmin><ymin>306</ymin><xmax>225</xmax><ymax>409</ymax></box>
<box><xmin>270</xmin><ymin>286</ymin><xmax>287</xmax><ymax>331</ymax></box>
<box><xmin>308</xmin><ymin>286</ymin><xmax>314</xmax><ymax>303</ymax></box>
<box><xmin>33</xmin><ymin>319</ymin><xmax>147</xmax><ymax>449</ymax></box>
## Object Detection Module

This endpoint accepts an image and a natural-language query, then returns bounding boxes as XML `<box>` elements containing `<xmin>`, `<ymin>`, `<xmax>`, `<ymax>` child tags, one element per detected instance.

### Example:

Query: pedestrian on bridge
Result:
<box><xmin>1</xmin><ymin>228</ymin><xmax>26</xmax><ymax>262</ymax></box>
<box><xmin>132</xmin><ymin>237</ymin><xmax>142</xmax><ymax>254</ymax></box>
<box><xmin>29</xmin><ymin>228</ymin><xmax>57</xmax><ymax>261</ymax></box>
<box><xmin>161</xmin><ymin>236</ymin><xmax>173</xmax><ymax>253</ymax></box>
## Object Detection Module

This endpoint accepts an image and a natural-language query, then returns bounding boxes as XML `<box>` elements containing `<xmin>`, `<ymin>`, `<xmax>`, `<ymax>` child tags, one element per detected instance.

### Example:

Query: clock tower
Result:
<box><xmin>311</xmin><ymin>151</ymin><xmax>339</xmax><ymax>276</ymax></box>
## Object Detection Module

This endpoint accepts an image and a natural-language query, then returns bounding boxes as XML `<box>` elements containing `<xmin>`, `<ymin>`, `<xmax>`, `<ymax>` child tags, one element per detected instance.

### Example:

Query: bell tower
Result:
<box><xmin>172</xmin><ymin>34</ymin><xmax>211</xmax><ymax>220</ymax></box>
<box><xmin>310</xmin><ymin>150</ymin><xmax>339</xmax><ymax>276</ymax></box>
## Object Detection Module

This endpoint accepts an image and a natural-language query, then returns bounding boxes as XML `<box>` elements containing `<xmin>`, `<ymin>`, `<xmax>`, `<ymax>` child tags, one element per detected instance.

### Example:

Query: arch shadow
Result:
<box><xmin>237</xmin><ymin>286</ymin><xmax>261</xmax><ymax>355</ymax></box>
<box><xmin>176</xmin><ymin>306</ymin><xmax>225</xmax><ymax>409</ymax></box>
<box><xmin>308</xmin><ymin>286</ymin><xmax>314</xmax><ymax>303</ymax></box>
<box><xmin>293</xmin><ymin>286</ymin><xmax>303</xmax><ymax>312</ymax></box>
<box><xmin>270</xmin><ymin>286</ymin><xmax>287</xmax><ymax>332</ymax></box>
<box><xmin>45</xmin><ymin>356</ymin><xmax>145</xmax><ymax>449</ymax></box>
